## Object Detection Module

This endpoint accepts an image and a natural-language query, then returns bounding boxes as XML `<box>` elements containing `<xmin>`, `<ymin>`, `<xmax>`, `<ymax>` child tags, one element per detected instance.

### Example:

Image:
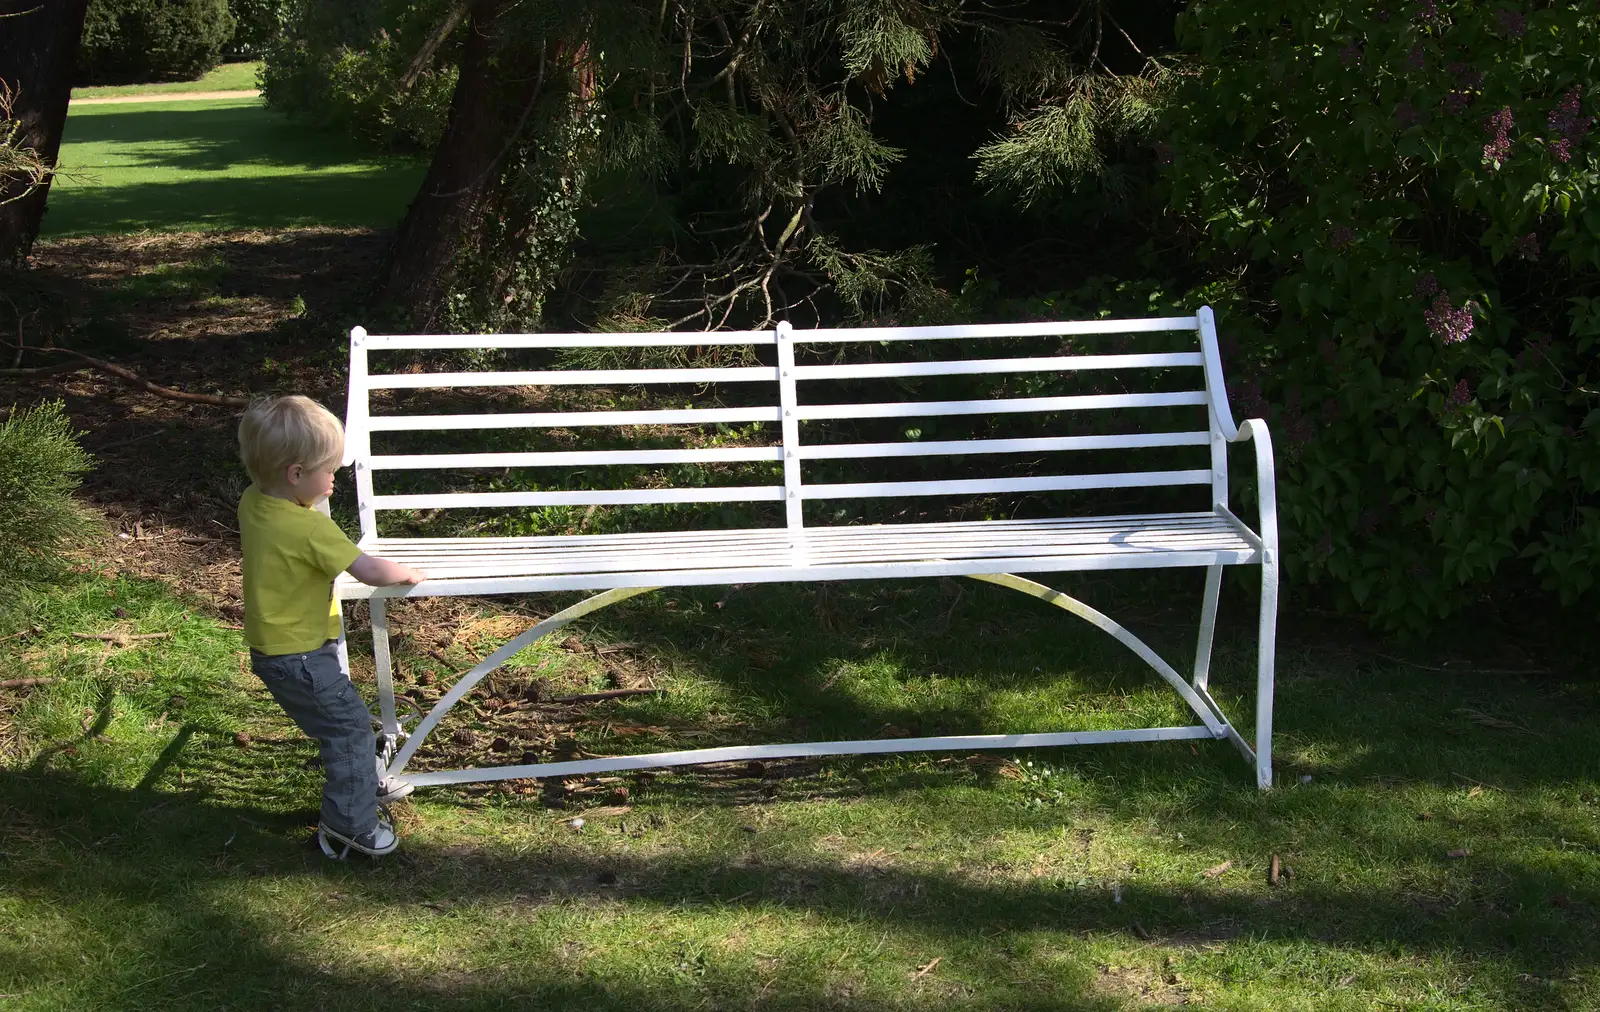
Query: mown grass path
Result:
<box><xmin>2</xmin><ymin>564</ymin><xmax>1596</xmax><ymax>1011</ymax></box>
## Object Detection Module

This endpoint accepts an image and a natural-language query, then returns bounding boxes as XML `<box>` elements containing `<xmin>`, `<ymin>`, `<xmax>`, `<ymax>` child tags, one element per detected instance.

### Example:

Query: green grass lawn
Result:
<box><xmin>44</xmin><ymin>99</ymin><xmax>424</xmax><ymax>236</ymax></box>
<box><xmin>2</xmin><ymin>566</ymin><xmax>1596</xmax><ymax>1010</ymax></box>
<box><xmin>71</xmin><ymin>61</ymin><xmax>263</xmax><ymax>100</ymax></box>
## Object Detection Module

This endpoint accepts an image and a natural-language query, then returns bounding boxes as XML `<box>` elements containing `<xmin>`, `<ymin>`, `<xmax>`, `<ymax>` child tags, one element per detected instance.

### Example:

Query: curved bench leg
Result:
<box><xmin>965</xmin><ymin>574</ymin><xmax>1228</xmax><ymax>739</ymax></box>
<box><xmin>370</xmin><ymin>598</ymin><xmax>400</xmax><ymax>762</ymax></box>
<box><xmin>1255</xmin><ymin>553</ymin><xmax>1279</xmax><ymax>790</ymax></box>
<box><xmin>1192</xmin><ymin>564</ymin><xmax>1224</xmax><ymax>692</ymax></box>
<box><xmin>386</xmin><ymin>586</ymin><xmax>658</xmax><ymax>777</ymax></box>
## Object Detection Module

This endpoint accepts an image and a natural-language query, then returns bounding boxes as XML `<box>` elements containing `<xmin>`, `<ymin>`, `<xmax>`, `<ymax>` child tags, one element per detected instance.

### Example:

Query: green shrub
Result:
<box><xmin>0</xmin><ymin>402</ymin><xmax>97</xmax><ymax>624</ymax></box>
<box><xmin>79</xmin><ymin>0</ymin><xmax>237</xmax><ymax>84</ymax></box>
<box><xmin>259</xmin><ymin>0</ymin><xmax>456</xmax><ymax>152</ymax></box>
<box><xmin>1164</xmin><ymin>1</ymin><xmax>1600</xmax><ymax>634</ymax></box>
<box><xmin>226</xmin><ymin>0</ymin><xmax>293</xmax><ymax>58</ymax></box>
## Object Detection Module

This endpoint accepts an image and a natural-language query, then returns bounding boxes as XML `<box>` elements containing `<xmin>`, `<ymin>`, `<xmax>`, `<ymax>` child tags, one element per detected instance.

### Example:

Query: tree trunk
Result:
<box><xmin>376</xmin><ymin>0</ymin><xmax>519</xmax><ymax>326</ymax></box>
<box><xmin>0</xmin><ymin>0</ymin><xmax>91</xmax><ymax>262</ymax></box>
<box><xmin>377</xmin><ymin>3</ymin><xmax>597</xmax><ymax>332</ymax></box>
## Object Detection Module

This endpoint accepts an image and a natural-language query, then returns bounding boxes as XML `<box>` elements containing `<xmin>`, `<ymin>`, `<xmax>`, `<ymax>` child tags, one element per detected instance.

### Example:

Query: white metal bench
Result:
<box><xmin>336</xmin><ymin>307</ymin><xmax>1280</xmax><ymax>790</ymax></box>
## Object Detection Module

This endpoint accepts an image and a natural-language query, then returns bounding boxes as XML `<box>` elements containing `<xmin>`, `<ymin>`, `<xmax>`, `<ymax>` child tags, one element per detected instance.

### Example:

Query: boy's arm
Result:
<box><xmin>347</xmin><ymin>553</ymin><xmax>427</xmax><ymax>587</ymax></box>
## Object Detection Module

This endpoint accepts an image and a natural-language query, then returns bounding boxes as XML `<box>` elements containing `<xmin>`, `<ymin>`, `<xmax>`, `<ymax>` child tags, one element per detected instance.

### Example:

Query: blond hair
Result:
<box><xmin>238</xmin><ymin>395</ymin><xmax>345</xmax><ymax>488</ymax></box>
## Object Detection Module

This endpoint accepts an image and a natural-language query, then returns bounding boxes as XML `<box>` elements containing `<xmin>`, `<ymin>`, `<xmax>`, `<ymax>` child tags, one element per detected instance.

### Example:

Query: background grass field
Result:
<box><xmin>71</xmin><ymin>61</ymin><xmax>262</xmax><ymax>99</ymax></box>
<box><xmin>45</xmin><ymin>97</ymin><xmax>423</xmax><ymax>236</ymax></box>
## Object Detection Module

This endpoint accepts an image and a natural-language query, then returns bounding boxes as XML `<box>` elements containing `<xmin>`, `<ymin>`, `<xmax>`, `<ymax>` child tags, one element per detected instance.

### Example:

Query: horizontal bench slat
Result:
<box><xmin>364</xmin><ymin>330</ymin><xmax>773</xmax><ymax>350</ymax></box>
<box><xmin>369</xmin><ymin>446</ymin><xmax>784</xmax><ymax>469</ymax></box>
<box><xmin>796</xmin><ymin>431</ymin><xmax>1209</xmax><ymax>460</ymax></box>
<box><xmin>372</xmin><ymin>486</ymin><xmax>784</xmax><ymax>509</ymax></box>
<box><xmin>338</xmin><ymin>550</ymin><xmax>1260</xmax><ymax>599</ymax></box>
<box><xmin>790</xmin><ymin>352</ymin><xmax>1202</xmax><ymax>381</ymax></box>
<box><xmin>368</xmin><ymin>366</ymin><xmax>773</xmax><ymax>389</ymax></box>
<box><xmin>379</xmin><ymin>531</ymin><xmax>1253</xmax><ymax>573</ymax></box>
<box><xmin>801</xmin><ymin>470</ymin><xmax>1211</xmax><ymax>500</ymax></box>
<box><xmin>795</xmin><ymin>390</ymin><xmax>1208</xmax><ymax>421</ymax></box>
<box><xmin>791</xmin><ymin>317</ymin><xmax>1200</xmax><ymax>342</ymax></box>
<box><xmin>366</xmin><ymin>407</ymin><xmax>781</xmax><ymax>430</ymax></box>
<box><xmin>364</xmin><ymin>511</ymin><xmax>1230</xmax><ymax>547</ymax></box>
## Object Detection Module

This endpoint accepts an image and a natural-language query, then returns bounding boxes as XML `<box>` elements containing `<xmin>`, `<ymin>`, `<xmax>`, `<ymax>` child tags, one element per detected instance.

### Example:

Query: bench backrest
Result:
<box><xmin>341</xmin><ymin>308</ymin><xmax>1239</xmax><ymax>543</ymax></box>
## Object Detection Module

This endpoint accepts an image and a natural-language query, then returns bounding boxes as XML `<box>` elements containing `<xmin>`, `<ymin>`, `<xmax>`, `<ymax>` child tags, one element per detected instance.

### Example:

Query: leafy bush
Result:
<box><xmin>226</xmin><ymin>0</ymin><xmax>293</xmax><ymax>58</ymax></box>
<box><xmin>259</xmin><ymin>0</ymin><xmax>456</xmax><ymax>152</ymax></box>
<box><xmin>0</xmin><ymin>402</ymin><xmax>97</xmax><ymax>623</ymax></box>
<box><xmin>1164</xmin><ymin>1</ymin><xmax>1600</xmax><ymax>633</ymax></box>
<box><xmin>79</xmin><ymin>0</ymin><xmax>237</xmax><ymax>83</ymax></box>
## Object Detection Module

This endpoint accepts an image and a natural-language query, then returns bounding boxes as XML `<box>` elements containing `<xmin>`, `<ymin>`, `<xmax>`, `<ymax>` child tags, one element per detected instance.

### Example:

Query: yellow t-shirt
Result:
<box><xmin>238</xmin><ymin>485</ymin><xmax>362</xmax><ymax>656</ymax></box>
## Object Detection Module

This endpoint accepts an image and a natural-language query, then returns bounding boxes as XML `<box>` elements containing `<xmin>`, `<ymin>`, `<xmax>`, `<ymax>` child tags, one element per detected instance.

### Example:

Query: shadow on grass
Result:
<box><xmin>58</xmin><ymin>102</ymin><xmax>407</xmax><ymax>174</ymax></box>
<box><xmin>394</xmin><ymin>575</ymin><xmax>1599</xmax><ymax>793</ymax></box>
<box><xmin>46</xmin><ymin>168</ymin><xmax>425</xmax><ymax>237</ymax></box>
<box><xmin>1</xmin><ymin>755</ymin><xmax>1595</xmax><ymax>1010</ymax></box>
<box><xmin>47</xmin><ymin>102</ymin><xmax>424</xmax><ymax>235</ymax></box>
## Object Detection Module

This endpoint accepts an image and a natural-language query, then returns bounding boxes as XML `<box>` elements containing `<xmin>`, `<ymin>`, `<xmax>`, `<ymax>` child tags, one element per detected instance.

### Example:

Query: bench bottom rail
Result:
<box><xmin>362</xmin><ymin>569</ymin><xmax>1275</xmax><ymax>792</ymax></box>
<box><xmin>400</xmin><ymin>726</ymin><xmax>1225</xmax><ymax>787</ymax></box>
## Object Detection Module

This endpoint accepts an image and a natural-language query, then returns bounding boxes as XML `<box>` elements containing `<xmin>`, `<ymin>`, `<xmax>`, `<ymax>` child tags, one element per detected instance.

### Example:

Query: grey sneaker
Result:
<box><xmin>318</xmin><ymin>816</ymin><xmax>399</xmax><ymax>859</ymax></box>
<box><xmin>377</xmin><ymin>775</ymin><xmax>414</xmax><ymax>804</ymax></box>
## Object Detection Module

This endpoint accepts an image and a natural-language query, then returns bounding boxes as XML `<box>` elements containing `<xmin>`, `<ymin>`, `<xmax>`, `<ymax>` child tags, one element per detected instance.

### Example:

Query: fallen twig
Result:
<box><xmin>14</xmin><ymin>345</ymin><xmax>248</xmax><ymax>408</ymax></box>
<box><xmin>912</xmin><ymin>957</ymin><xmax>942</xmax><ymax>979</ymax></box>
<box><xmin>1202</xmin><ymin>860</ymin><xmax>1233</xmax><ymax>879</ymax></box>
<box><xmin>0</xmin><ymin>677</ymin><xmax>58</xmax><ymax>689</ymax></box>
<box><xmin>546</xmin><ymin>687</ymin><xmax>665</xmax><ymax>704</ymax></box>
<box><xmin>1370</xmin><ymin>651</ymin><xmax>1551</xmax><ymax>677</ymax></box>
<box><xmin>0</xmin><ymin>360</ymin><xmax>80</xmax><ymax>379</ymax></box>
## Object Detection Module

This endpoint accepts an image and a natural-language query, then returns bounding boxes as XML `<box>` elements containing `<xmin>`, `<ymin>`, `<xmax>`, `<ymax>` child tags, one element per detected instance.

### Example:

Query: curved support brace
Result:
<box><xmin>966</xmin><ymin>574</ymin><xmax>1228</xmax><ymax>738</ymax></box>
<box><xmin>1231</xmin><ymin>417</ymin><xmax>1278</xmax><ymax>789</ymax></box>
<box><xmin>388</xmin><ymin>586</ymin><xmax>659</xmax><ymax>776</ymax></box>
<box><xmin>1196</xmin><ymin>306</ymin><xmax>1239</xmax><ymax>442</ymax></box>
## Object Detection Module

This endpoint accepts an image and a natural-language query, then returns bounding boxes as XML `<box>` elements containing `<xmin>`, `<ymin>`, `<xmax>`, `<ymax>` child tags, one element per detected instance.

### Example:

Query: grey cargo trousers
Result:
<box><xmin>250</xmin><ymin>639</ymin><xmax>378</xmax><ymax>837</ymax></box>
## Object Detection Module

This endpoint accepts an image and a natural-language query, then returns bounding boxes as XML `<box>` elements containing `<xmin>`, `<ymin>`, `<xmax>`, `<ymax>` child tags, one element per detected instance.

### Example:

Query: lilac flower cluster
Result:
<box><xmin>1396</xmin><ymin>99</ymin><xmax>1421</xmax><ymax>127</ymax></box>
<box><xmin>1329</xmin><ymin>225</ymin><xmax>1355</xmax><ymax>248</ymax></box>
<box><xmin>1414</xmin><ymin>0</ymin><xmax>1439</xmax><ymax>25</ymax></box>
<box><xmin>1444</xmin><ymin>90</ymin><xmax>1473</xmax><ymax>116</ymax></box>
<box><xmin>1482</xmin><ymin>106</ymin><xmax>1514</xmax><ymax>165</ymax></box>
<box><xmin>1497</xmin><ymin>10</ymin><xmax>1525</xmax><ymax>37</ymax></box>
<box><xmin>1425</xmin><ymin>294</ymin><xmax>1474</xmax><ymax>344</ymax></box>
<box><xmin>1547</xmin><ymin>87</ymin><xmax>1592</xmax><ymax>163</ymax></box>
<box><xmin>1511</xmin><ymin>232</ymin><xmax>1539</xmax><ymax>260</ymax></box>
<box><xmin>1445</xmin><ymin>378</ymin><xmax>1472</xmax><ymax>408</ymax></box>
<box><xmin>1414</xmin><ymin>272</ymin><xmax>1439</xmax><ymax>298</ymax></box>
<box><xmin>1407</xmin><ymin>45</ymin><xmax>1427</xmax><ymax>71</ymax></box>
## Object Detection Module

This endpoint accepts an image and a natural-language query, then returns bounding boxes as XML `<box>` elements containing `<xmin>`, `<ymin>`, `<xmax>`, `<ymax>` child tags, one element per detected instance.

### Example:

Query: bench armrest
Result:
<box><xmin>1228</xmin><ymin>417</ymin><xmax>1278</xmax><ymax>561</ymax></box>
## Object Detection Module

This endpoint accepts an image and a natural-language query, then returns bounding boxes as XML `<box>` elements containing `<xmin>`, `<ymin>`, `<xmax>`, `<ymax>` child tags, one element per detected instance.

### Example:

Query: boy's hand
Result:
<box><xmin>348</xmin><ymin>553</ymin><xmax>429</xmax><ymax>588</ymax></box>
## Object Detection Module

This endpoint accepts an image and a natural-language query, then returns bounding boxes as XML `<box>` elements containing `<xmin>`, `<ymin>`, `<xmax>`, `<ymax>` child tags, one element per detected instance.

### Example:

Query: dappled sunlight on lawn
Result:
<box><xmin>46</xmin><ymin>99</ymin><xmax>424</xmax><ymax>236</ymax></box>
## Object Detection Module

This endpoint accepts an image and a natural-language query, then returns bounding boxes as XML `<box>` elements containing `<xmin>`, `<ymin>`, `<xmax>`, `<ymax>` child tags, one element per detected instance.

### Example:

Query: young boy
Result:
<box><xmin>237</xmin><ymin>395</ymin><xmax>426</xmax><ymax>857</ymax></box>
